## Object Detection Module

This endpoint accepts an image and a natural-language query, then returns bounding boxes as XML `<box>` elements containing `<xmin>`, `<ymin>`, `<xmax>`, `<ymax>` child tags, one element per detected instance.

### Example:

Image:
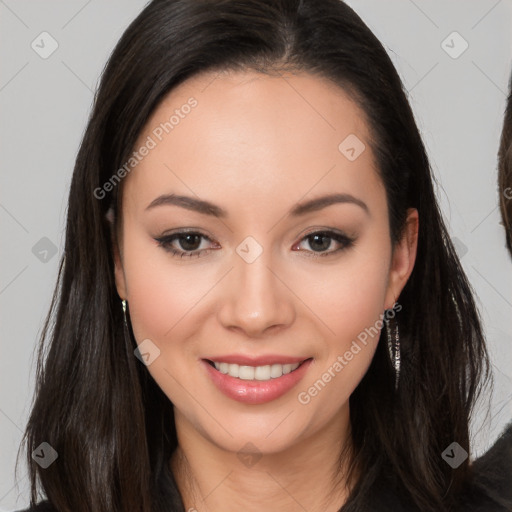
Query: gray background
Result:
<box><xmin>1</xmin><ymin>0</ymin><xmax>511</xmax><ymax>509</ymax></box>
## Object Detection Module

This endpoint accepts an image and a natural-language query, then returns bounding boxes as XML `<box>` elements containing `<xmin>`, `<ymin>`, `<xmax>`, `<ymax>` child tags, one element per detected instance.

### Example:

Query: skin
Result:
<box><xmin>112</xmin><ymin>70</ymin><xmax>419</xmax><ymax>512</ymax></box>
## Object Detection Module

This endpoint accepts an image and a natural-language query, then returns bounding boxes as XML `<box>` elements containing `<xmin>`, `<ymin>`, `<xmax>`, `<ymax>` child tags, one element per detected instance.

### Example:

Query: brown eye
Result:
<box><xmin>294</xmin><ymin>230</ymin><xmax>355</xmax><ymax>257</ymax></box>
<box><xmin>155</xmin><ymin>231</ymin><xmax>218</xmax><ymax>258</ymax></box>
<box><xmin>177</xmin><ymin>233</ymin><xmax>202</xmax><ymax>251</ymax></box>
<box><xmin>307</xmin><ymin>233</ymin><xmax>334</xmax><ymax>252</ymax></box>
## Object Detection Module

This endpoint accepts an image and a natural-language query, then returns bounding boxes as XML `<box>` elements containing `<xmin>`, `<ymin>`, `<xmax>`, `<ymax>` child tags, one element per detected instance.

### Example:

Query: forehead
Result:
<box><xmin>123</xmin><ymin>70</ymin><xmax>383</xmax><ymax>215</ymax></box>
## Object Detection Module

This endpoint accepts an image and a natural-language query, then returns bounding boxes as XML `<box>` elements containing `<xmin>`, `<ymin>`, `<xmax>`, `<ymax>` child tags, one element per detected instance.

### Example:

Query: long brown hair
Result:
<box><xmin>18</xmin><ymin>1</ymin><xmax>491</xmax><ymax>510</ymax></box>
<box><xmin>498</xmin><ymin>72</ymin><xmax>512</xmax><ymax>257</ymax></box>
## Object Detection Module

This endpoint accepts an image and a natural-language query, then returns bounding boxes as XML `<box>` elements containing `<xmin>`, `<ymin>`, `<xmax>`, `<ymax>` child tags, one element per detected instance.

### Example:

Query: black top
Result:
<box><xmin>15</xmin><ymin>423</ymin><xmax>512</xmax><ymax>512</ymax></box>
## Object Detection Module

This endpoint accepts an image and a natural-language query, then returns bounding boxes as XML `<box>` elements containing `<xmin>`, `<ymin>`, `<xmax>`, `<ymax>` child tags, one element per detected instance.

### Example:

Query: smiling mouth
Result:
<box><xmin>205</xmin><ymin>359</ymin><xmax>311</xmax><ymax>381</ymax></box>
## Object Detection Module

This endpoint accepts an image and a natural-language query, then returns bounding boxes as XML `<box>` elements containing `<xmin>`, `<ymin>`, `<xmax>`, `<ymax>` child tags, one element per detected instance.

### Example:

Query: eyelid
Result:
<box><xmin>295</xmin><ymin>226</ymin><xmax>354</xmax><ymax>241</ymax></box>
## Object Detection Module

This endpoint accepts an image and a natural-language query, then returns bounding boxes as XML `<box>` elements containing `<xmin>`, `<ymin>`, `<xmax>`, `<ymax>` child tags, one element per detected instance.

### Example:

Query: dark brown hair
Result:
<box><xmin>18</xmin><ymin>1</ymin><xmax>491</xmax><ymax>511</ymax></box>
<box><xmin>498</xmin><ymin>72</ymin><xmax>512</xmax><ymax>257</ymax></box>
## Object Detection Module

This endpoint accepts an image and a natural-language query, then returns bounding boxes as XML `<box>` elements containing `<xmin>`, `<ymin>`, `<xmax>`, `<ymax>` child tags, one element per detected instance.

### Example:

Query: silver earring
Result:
<box><xmin>385</xmin><ymin>313</ymin><xmax>400</xmax><ymax>390</ymax></box>
<box><xmin>122</xmin><ymin>299</ymin><xmax>128</xmax><ymax>326</ymax></box>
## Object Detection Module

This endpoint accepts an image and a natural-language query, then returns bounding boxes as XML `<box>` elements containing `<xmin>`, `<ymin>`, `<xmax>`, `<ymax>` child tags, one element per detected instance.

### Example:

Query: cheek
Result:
<box><xmin>333</xmin><ymin>261</ymin><xmax>389</xmax><ymax>341</ymax></box>
<box><xmin>121</xmin><ymin>238</ymin><xmax>214</xmax><ymax>407</ymax></box>
<box><xmin>293</xmin><ymin>237</ymin><xmax>391</xmax><ymax>405</ymax></box>
<box><xmin>295</xmin><ymin>313</ymin><xmax>385</xmax><ymax>425</ymax></box>
<box><xmin>294</xmin><ymin>242</ymin><xmax>391</xmax><ymax>345</ymax></box>
<box><xmin>121</xmin><ymin>234</ymin><xmax>209</xmax><ymax>345</ymax></box>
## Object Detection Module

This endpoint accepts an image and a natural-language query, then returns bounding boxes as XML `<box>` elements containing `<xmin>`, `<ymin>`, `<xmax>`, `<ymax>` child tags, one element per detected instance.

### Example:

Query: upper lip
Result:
<box><xmin>204</xmin><ymin>355</ymin><xmax>311</xmax><ymax>366</ymax></box>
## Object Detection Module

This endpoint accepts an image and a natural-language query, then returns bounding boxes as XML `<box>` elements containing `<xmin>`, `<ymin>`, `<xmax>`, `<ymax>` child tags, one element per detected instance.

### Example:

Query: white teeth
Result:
<box><xmin>229</xmin><ymin>363</ymin><xmax>239</xmax><ymax>378</ymax></box>
<box><xmin>239</xmin><ymin>365</ymin><xmax>255</xmax><ymax>380</ymax></box>
<box><xmin>270</xmin><ymin>364</ymin><xmax>282</xmax><ymax>378</ymax></box>
<box><xmin>255</xmin><ymin>365</ymin><xmax>271</xmax><ymax>381</ymax></box>
<box><xmin>212</xmin><ymin>361</ymin><xmax>301</xmax><ymax>381</ymax></box>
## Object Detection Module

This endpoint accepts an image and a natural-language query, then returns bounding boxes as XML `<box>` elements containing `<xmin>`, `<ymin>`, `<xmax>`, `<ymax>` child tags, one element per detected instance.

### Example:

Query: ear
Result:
<box><xmin>107</xmin><ymin>207</ymin><xmax>127</xmax><ymax>300</ymax></box>
<box><xmin>384</xmin><ymin>208</ymin><xmax>419</xmax><ymax>309</ymax></box>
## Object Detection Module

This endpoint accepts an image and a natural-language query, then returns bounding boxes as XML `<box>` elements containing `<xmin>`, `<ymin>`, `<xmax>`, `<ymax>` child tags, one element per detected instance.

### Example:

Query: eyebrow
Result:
<box><xmin>145</xmin><ymin>192</ymin><xmax>369</xmax><ymax>217</ymax></box>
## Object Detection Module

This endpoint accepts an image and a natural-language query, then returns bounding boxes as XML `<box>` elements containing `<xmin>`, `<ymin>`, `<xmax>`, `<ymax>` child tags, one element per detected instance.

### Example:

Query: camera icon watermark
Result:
<box><xmin>338</xmin><ymin>134</ymin><xmax>366</xmax><ymax>162</ymax></box>
<box><xmin>31</xmin><ymin>31</ymin><xmax>59</xmax><ymax>59</ymax></box>
<box><xmin>237</xmin><ymin>442</ymin><xmax>262</xmax><ymax>468</ymax></box>
<box><xmin>32</xmin><ymin>442</ymin><xmax>58</xmax><ymax>469</ymax></box>
<box><xmin>236</xmin><ymin>236</ymin><xmax>263</xmax><ymax>264</ymax></box>
<box><xmin>451</xmin><ymin>236</ymin><xmax>468</xmax><ymax>259</ymax></box>
<box><xmin>441</xmin><ymin>31</ymin><xmax>468</xmax><ymax>60</ymax></box>
<box><xmin>134</xmin><ymin>338</ymin><xmax>161</xmax><ymax>366</ymax></box>
<box><xmin>32</xmin><ymin>237</ymin><xmax>58</xmax><ymax>263</ymax></box>
<box><xmin>441</xmin><ymin>441</ymin><xmax>468</xmax><ymax>469</ymax></box>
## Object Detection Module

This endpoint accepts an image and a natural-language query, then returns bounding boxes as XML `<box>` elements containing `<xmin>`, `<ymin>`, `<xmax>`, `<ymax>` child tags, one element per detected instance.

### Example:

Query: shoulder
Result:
<box><xmin>13</xmin><ymin>501</ymin><xmax>55</xmax><ymax>512</ymax></box>
<box><xmin>458</xmin><ymin>421</ymin><xmax>512</xmax><ymax>511</ymax></box>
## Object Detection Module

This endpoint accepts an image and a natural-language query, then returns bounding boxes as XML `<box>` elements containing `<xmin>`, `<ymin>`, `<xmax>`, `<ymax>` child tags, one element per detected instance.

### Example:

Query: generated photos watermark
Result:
<box><xmin>94</xmin><ymin>97</ymin><xmax>198</xmax><ymax>200</ymax></box>
<box><xmin>297</xmin><ymin>302</ymin><xmax>402</xmax><ymax>405</ymax></box>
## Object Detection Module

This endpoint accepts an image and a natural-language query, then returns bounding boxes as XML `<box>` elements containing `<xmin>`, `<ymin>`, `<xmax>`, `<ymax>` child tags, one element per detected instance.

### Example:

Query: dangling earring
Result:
<box><xmin>122</xmin><ymin>299</ymin><xmax>128</xmax><ymax>326</ymax></box>
<box><xmin>384</xmin><ymin>312</ymin><xmax>400</xmax><ymax>390</ymax></box>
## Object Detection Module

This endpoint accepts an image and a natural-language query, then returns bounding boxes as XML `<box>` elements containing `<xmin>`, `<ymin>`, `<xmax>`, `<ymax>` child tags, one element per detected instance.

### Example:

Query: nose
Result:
<box><xmin>217</xmin><ymin>248</ymin><xmax>296</xmax><ymax>338</ymax></box>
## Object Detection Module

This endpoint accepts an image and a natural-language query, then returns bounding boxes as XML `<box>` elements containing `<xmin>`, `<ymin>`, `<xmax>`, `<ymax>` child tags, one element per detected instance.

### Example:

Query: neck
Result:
<box><xmin>170</xmin><ymin>407</ymin><xmax>355</xmax><ymax>512</ymax></box>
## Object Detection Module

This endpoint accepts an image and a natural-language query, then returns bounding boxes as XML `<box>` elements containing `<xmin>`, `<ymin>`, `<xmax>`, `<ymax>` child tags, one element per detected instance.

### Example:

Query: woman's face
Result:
<box><xmin>113</xmin><ymin>70</ymin><xmax>418</xmax><ymax>455</ymax></box>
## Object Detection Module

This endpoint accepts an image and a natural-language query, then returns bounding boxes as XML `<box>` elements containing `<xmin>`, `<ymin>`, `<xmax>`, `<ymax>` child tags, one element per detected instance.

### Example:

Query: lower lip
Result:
<box><xmin>202</xmin><ymin>359</ymin><xmax>312</xmax><ymax>405</ymax></box>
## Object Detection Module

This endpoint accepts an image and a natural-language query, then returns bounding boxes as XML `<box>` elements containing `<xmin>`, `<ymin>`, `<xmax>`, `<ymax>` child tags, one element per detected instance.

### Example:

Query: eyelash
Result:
<box><xmin>154</xmin><ymin>229</ymin><xmax>355</xmax><ymax>259</ymax></box>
